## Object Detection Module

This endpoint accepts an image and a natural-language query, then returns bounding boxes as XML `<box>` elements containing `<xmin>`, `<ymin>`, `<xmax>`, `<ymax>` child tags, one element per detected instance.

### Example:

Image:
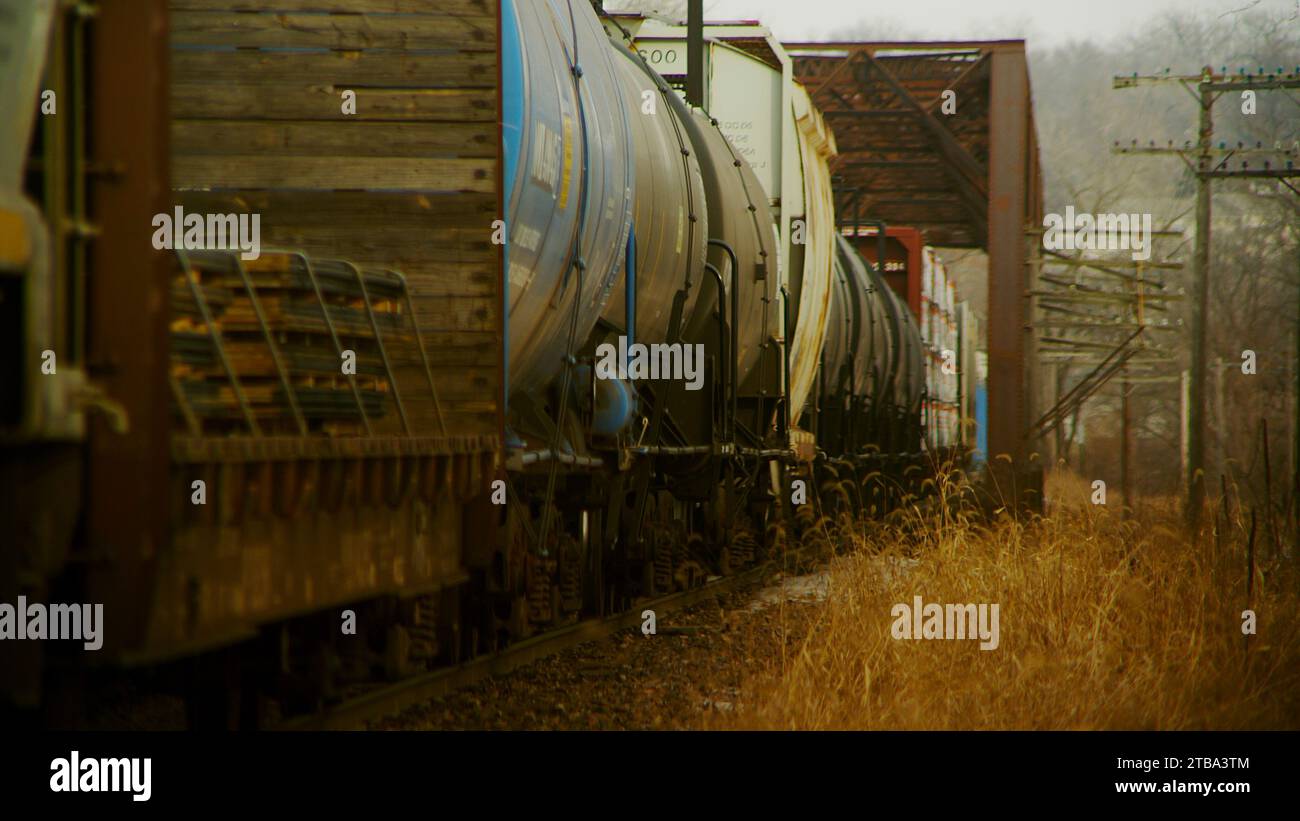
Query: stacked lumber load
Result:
<box><xmin>170</xmin><ymin>273</ymin><xmax>230</xmax><ymax>377</ymax></box>
<box><xmin>169</xmin><ymin>0</ymin><xmax>502</xmax><ymax>441</ymax></box>
<box><xmin>170</xmin><ymin>250</ymin><xmax>422</xmax><ymax>436</ymax></box>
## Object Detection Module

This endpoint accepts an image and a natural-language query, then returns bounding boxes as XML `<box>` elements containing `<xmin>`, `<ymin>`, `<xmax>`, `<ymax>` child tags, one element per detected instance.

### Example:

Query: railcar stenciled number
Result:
<box><xmin>638</xmin><ymin>48</ymin><xmax>678</xmax><ymax>65</ymax></box>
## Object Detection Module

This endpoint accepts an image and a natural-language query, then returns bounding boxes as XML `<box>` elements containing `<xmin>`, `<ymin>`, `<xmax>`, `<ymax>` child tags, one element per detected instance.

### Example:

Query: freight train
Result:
<box><xmin>0</xmin><ymin>0</ymin><xmax>976</xmax><ymax>726</ymax></box>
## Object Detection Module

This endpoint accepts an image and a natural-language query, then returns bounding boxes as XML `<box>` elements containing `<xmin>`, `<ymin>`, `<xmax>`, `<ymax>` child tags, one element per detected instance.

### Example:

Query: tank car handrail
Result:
<box><xmin>287</xmin><ymin>250</ymin><xmax>372</xmax><ymax>435</ymax></box>
<box><xmin>382</xmin><ymin>267</ymin><xmax>447</xmax><ymax>436</ymax></box>
<box><xmin>231</xmin><ymin>254</ymin><xmax>308</xmax><ymax>436</ymax></box>
<box><xmin>703</xmin><ymin>260</ymin><xmax>729</xmax><ymax>442</ymax></box>
<box><xmin>175</xmin><ymin>248</ymin><xmax>261</xmax><ymax>436</ymax></box>
<box><xmin>780</xmin><ymin>285</ymin><xmax>792</xmax><ymax>439</ymax></box>
<box><xmin>339</xmin><ymin>259</ymin><xmax>409</xmax><ymax>436</ymax></box>
<box><xmin>707</xmin><ymin>238</ymin><xmax>740</xmax><ymax>442</ymax></box>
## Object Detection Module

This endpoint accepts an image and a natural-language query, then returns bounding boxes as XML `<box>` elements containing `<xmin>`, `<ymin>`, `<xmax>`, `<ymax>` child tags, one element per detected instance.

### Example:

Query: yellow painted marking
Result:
<box><xmin>558</xmin><ymin>116</ymin><xmax>574</xmax><ymax>209</ymax></box>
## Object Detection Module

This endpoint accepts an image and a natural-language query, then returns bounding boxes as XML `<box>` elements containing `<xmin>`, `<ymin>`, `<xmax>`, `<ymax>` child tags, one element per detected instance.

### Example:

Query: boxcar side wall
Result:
<box><xmin>136</xmin><ymin>0</ymin><xmax>503</xmax><ymax>658</ymax></box>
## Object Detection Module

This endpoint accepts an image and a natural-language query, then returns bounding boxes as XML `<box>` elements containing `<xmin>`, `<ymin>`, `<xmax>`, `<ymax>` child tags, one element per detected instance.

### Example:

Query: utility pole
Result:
<box><xmin>1180</xmin><ymin>368</ymin><xmax>1190</xmax><ymax>491</ymax></box>
<box><xmin>1112</xmin><ymin>66</ymin><xmax>1300</xmax><ymax>532</ymax></box>
<box><xmin>1215</xmin><ymin>355</ymin><xmax>1226</xmax><ymax>478</ymax></box>
<box><xmin>1121</xmin><ymin>369</ymin><xmax>1132</xmax><ymax>517</ymax></box>
<box><xmin>1189</xmin><ymin>68</ymin><xmax>1214</xmax><ymax>530</ymax></box>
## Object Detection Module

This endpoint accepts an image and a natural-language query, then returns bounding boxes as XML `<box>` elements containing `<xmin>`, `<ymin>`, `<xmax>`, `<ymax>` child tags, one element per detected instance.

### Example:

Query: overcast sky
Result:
<box><xmin>617</xmin><ymin>0</ymin><xmax>1300</xmax><ymax>50</ymax></box>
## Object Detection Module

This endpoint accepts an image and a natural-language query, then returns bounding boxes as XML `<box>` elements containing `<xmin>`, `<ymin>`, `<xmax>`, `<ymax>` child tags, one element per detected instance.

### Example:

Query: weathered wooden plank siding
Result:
<box><xmin>173</xmin><ymin>155</ymin><xmax>494</xmax><ymax>192</ymax></box>
<box><xmin>171</xmin><ymin>0</ymin><xmax>492</xmax><ymax>13</ymax></box>
<box><xmin>171</xmin><ymin>85</ymin><xmax>496</xmax><ymax>122</ymax></box>
<box><xmin>171</xmin><ymin>10</ymin><xmax>495</xmax><ymax>51</ymax></box>
<box><xmin>169</xmin><ymin>1</ymin><xmax>501</xmax><ymax>438</ymax></box>
<box><xmin>172</xmin><ymin>121</ymin><xmax>495</xmax><ymax>158</ymax></box>
<box><xmin>172</xmin><ymin>50</ymin><xmax>496</xmax><ymax>88</ymax></box>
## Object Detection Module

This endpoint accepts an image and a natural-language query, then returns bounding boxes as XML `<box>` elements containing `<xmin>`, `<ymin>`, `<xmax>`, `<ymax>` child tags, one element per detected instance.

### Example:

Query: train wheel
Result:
<box><xmin>431</xmin><ymin>588</ymin><xmax>461</xmax><ymax>666</ymax></box>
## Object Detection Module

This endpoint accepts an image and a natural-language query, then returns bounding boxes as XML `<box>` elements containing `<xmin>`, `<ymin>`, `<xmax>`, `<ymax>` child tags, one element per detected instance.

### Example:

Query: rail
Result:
<box><xmin>278</xmin><ymin>563</ymin><xmax>773</xmax><ymax>731</ymax></box>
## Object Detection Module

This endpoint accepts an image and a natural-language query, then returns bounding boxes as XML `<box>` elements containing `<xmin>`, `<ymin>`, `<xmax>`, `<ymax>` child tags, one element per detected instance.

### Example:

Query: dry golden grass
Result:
<box><xmin>723</xmin><ymin>468</ymin><xmax>1300</xmax><ymax>729</ymax></box>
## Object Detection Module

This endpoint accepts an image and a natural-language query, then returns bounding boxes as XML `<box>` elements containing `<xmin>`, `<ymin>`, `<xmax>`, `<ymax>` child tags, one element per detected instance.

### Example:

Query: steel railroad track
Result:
<box><xmin>278</xmin><ymin>564</ymin><xmax>775</xmax><ymax>730</ymax></box>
